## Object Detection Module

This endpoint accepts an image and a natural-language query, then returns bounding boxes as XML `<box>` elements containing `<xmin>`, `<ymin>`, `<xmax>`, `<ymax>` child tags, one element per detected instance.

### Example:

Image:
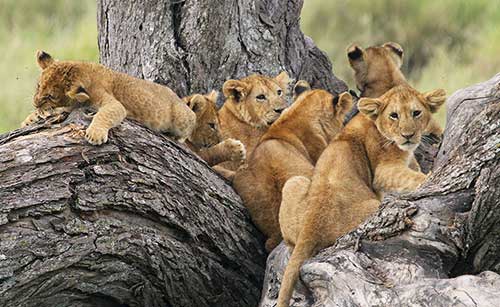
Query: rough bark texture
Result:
<box><xmin>97</xmin><ymin>0</ymin><xmax>348</xmax><ymax>105</ymax></box>
<box><xmin>0</xmin><ymin>111</ymin><xmax>266</xmax><ymax>307</ymax></box>
<box><xmin>259</xmin><ymin>73</ymin><xmax>500</xmax><ymax>307</ymax></box>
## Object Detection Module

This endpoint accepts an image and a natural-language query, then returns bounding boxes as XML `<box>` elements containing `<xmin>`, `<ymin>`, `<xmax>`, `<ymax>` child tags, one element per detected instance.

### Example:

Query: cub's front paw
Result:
<box><xmin>225</xmin><ymin>139</ymin><xmax>246</xmax><ymax>162</ymax></box>
<box><xmin>85</xmin><ymin>125</ymin><xmax>109</xmax><ymax>145</ymax></box>
<box><xmin>21</xmin><ymin>113</ymin><xmax>40</xmax><ymax>128</ymax></box>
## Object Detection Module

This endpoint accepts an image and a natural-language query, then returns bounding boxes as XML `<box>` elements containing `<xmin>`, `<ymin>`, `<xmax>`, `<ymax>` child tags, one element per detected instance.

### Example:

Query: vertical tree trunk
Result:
<box><xmin>97</xmin><ymin>0</ymin><xmax>348</xmax><ymax>102</ymax></box>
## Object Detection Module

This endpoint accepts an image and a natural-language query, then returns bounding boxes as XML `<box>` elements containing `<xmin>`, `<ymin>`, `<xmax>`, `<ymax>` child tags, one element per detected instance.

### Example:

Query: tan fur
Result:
<box><xmin>276</xmin><ymin>84</ymin><xmax>446</xmax><ymax>307</ymax></box>
<box><xmin>183</xmin><ymin>91</ymin><xmax>245</xmax><ymax>166</ymax></box>
<box><xmin>233</xmin><ymin>89</ymin><xmax>352</xmax><ymax>251</ymax></box>
<box><xmin>215</xmin><ymin>72</ymin><xmax>291</xmax><ymax>178</ymax></box>
<box><xmin>347</xmin><ymin>42</ymin><xmax>443</xmax><ymax>137</ymax></box>
<box><xmin>22</xmin><ymin>51</ymin><xmax>196</xmax><ymax>145</ymax></box>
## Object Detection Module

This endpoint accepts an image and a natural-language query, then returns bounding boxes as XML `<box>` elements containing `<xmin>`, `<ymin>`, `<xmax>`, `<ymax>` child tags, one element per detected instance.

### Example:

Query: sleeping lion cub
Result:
<box><xmin>22</xmin><ymin>51</ymin><xmax>196</xmax><ymax>145</ymax></box>
<box><xmin>183</xmin><ymin>91</ymin><xmax>245</xmax><ymax>167</ymax></box>
<box><xmin>233</xmin><ymin>83</ymin><xmax>353</xmax><ymax>251</ymax></box>
<box><xmin>276</xmin><ymin>84</ymin><xmax>446</xmax><ymax>307</ymax></box>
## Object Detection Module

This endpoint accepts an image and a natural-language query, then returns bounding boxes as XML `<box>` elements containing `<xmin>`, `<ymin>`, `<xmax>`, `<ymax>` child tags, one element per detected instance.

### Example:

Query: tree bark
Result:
<box><xmin>0</xmin><ymin>111</ymin><xmax>266</xmax><ymax>307</ymax></box>
<box><xmin>259</xmin><ymin>73</ymin><xmax>500</xmax><ymax>307</ymax></box>
<box><xmin>96</xmin><ymin>0</ymin><xmax>348</xmax><ymax>103</ymax></box>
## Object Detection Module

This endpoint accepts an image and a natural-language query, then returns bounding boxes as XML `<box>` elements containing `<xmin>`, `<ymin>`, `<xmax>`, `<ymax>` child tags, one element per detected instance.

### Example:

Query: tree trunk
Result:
<box><xmin>96</xmin><ymin>0</ymin><xmax>348</xmax><ymax>103</ymax></box>
<box><xmin>259</xmin><ymin>73</ymin><xmax>500</xmax><ymax>307</ymax></box>
<box><xmin>0</xmin><ymin>111</ymin><xmax>266</xmax><ymax>307</ymax></box>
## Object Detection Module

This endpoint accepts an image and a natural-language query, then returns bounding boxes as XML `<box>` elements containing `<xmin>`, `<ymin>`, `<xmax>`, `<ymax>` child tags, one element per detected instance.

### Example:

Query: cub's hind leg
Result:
<box><xmin>170</xmin><ymin>101</ymin><xmax>196</xmax><ymax>143</ymax></box>
<box><xmin>279</xmin><ymin>176</ymin><xmax>311</xmax><ymax>247</ymax></box>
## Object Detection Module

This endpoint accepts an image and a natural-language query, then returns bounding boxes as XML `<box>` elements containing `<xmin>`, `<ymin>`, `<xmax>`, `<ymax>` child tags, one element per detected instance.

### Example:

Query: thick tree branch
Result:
<box><xmin>0</xmin><ymin>111</ymin><xmax>266</xmax><ymax>307</ymax></box>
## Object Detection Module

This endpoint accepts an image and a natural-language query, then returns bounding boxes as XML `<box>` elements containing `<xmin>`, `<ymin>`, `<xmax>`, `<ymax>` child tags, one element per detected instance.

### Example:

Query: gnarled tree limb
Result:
<box><xmin>0</xmin><ymin>111</ymin><xmax>266</xmax><ymax>307</ymax></box>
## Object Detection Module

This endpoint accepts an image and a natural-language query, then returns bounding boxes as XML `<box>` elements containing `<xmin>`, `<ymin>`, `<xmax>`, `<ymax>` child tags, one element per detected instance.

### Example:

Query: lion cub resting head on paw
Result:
<box><xmin>214</xmin><ymin>71</ymin><xmax>291</xmax><ymax>179</ymax></box>
<box><xmin>233</xmin><ymin>81</ymin><xmax>353</xmax><ymax>252</ymax></box>
<box><xmin>347</xmin><ymin>41</ymin><xmax>443</xmax><ymax>137</ymax></box>
<box><xmin>183</xmin><ymin>91</ymin><xmax>245</xmax><ymax>168</ymax></box>
<box><xmin>23</xmin><ymin>51</ymin><xmax>196</xmax><ymax>145</ymax></box>
<box><xmin>276</xmin><ymin>84</ymin><xmax>446</xmax><ymax>307</ymax></box>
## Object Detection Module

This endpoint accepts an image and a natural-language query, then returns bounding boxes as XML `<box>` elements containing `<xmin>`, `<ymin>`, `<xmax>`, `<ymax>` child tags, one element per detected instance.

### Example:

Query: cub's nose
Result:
<box><xmin>274</xmin><ymin>108</ymin><xmax>285</xmax><ymax>114</ymax></box>
<box><xmin>401</xmin><ymin>132</ymin><xmax>415</xmax><ymax>140</ymax></box>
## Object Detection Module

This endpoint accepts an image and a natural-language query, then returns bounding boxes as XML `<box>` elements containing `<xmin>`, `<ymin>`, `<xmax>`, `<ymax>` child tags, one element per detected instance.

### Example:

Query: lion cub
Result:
<box><xmin>182</xmin><ymin>91</ymin><xmax>245</xmax><ymax>167</ymax></box>
<box><xmin>233</xmin><ymin>82</ymin><xmax>353</xmax><ymax>251</ymax></box>
<box><xmin>214</xmin><ymin>72</ymin><xmax>291</xmax><ymax>179</ymax></box>
<box><xmin>347</xmin><ymin>41</ymin><xmax>443</xmax><ymax>137</ymax></box>
<box><xmin>276</xmin><ymin>84</ymin><xmax>446</xmax><ymax>307</ymax></box>
<box><xmin>22</xmin><ymin>51</ymin><xmax>196</xmax><ymax>145</ymax></box>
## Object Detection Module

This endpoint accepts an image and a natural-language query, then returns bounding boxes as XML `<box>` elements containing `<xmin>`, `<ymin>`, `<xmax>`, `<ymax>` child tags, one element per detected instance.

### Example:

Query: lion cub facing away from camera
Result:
<box><xmin>23</xmin><ymin>51</ymin><xmax>196</xmax><ymax>145</ymax></box>
<box><xmin>183</xmin><ymin>91</ymin><xmax>245</xmax><ymax>167</ymax></box>
<box><xmin>233</xmin><ymin>83</ymin><xmax>353</xmax><ymax>251</ymax></box>
<box><xmin>276</xmin><ymin>84</ymin><xmax>446</xmax><ymax>307</ymax></box>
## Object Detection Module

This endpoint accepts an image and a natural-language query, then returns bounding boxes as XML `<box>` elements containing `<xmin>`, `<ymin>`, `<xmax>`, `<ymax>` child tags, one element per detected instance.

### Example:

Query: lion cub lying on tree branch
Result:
<box><xmin>276</xmin><ymin>84</ymin><xmax>446</xmax><ymax>307</ymax></box>
<box><xmin>233</xmin><ymin>83</ymin><xmax>353</xmax><ymax>251</ymax></box>
<box><xmin>22</xmin><ymin>51</ymin><xmax>196</xmax><ymax>145</ymax></box>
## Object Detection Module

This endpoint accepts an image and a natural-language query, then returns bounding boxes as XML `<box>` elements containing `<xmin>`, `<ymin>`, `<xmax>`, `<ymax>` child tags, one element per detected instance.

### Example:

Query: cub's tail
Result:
<box><xmin>276</xmin><ymin>236</ymin><xmax>316</xmax><ymax>307</ymax></box>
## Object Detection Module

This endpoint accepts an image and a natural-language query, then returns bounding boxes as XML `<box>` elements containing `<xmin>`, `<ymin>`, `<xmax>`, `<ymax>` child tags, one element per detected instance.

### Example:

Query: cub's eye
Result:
<box><xmin>412</xmin><ymin>110</ymin><xmax>422</xmax><ymax>118</ymax></box>
<box><xmin>277</xmin><ymin>89</ymin><xmax>283</xmax><ymax>96</ymax></box>
<box><xmin>208</xmin><ymin>123</ymin><xmax>216</xmax><ymax>130</ymax></box>
<box><xmin>389</xmin><ymin>112</ymin><xmax>399</xmax><ymax>120</ymax></box>
<box><xmin>256</xmin><ymin>94</ymin><xmax>266</xmax><ymax>100</ymax></box>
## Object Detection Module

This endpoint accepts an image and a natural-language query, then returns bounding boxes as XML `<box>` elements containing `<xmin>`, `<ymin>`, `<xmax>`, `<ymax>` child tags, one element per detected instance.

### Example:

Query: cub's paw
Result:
<box><xmin>225</xmin><ymin>139</ymin><xmax>246</xmax><ymax>162</ymax></box>
<box><xmin>85</xmin><ymin>125</ymin><xmax>109</xmax><ymax>145</ymax></box>
<box><xmin>21</xmin><ymin>113</ymin><xmax>40</xmax><ymax>128</ymax></box>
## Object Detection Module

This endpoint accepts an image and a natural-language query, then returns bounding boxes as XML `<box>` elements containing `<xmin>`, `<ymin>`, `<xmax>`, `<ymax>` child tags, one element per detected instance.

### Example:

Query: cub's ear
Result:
<box><xmin>293</xmin><ymin>80</ymin><xmax>311</xmax><ymax>100</ymax></box>
<box><xmin>36</xmin><ymin>50</ymin><xmax>55</xmax><ymax>70</ymax></box>
<box><xmin>358</xmin><ymin>97</ymin><xmax>382</xmax><ymax>121</ymax></box>
<box><xmin>223</xmin><ymin>79</ymin><xmax>250</xmax><ymax>102</ymax></box>
<box><xmin>347</xmin><ymin>44</ymin><xmax>366</xmax><ymax>71</ymax></box>
<box><xmin>275</xmin><ymin>71</ymin><xmax>291</xmax><ymax>91</ymax></box>
<box><xmin>66</xmin><ymin>85</ymin><xmax>90</xmax><ymax>103</ymax></box>
<box><xmin>423</xmin><ymin>89</ymin><xmax>446</xmax><ymax>113</ymax></box>
<box><xmin>333</xmin><ymin>91</ymin><xmax>353</xmax><ymax>119</ymax></box>
<box><xmin>382</xmin><ymin>42</ymin><xmax>404</xmax><ymax>68</ymax></box>
<box><xmin>205</xmin><ymin>90</ymin><xmax>219</xmax><ymax>103</ymax></box>
<box><xmin>188</xmin><ymin>94</ymin><xmax>208</xmax><ymax>114</ymax></box>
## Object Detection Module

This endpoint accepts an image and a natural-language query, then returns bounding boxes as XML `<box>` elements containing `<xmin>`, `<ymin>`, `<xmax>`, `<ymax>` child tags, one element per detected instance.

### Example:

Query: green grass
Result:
<box><xmin>0</xmin><ymin>0</ymin><xmax>98</xmax><ymax>133</ymax></box>
<box><xmin>1</xmin><ymin>0</ymin><xmax>499</xmax><ymax>132</ymax></box>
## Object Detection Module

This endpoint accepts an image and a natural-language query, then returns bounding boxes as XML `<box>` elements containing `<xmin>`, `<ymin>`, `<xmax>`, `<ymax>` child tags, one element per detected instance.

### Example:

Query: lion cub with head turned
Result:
<box><xmin>347</xmin><ymin>41</ymin><xmax>443</xmax><ymax>137</ymax></box>
<box><xmin>233</xmin><ymin>82</ymin><xmax>353</xmax><ymax>251</ymax></box>
<box><xmin>23</xmin><ymin>51</ymin><xmax>196</xmax><ymax>145</ymax></box>
<box><xmin>276</xmin><ymin>84</ymin><xmax>446</xmax><ymax>307</ymax></box>
<box><xmin>214</xmin><ymin>72</ymin><xmax>291</xmax><ymax>179</ymax></box>
<box><xmin>183</xmin><ymin>91</ymin><xmax>245</xmax><ymax>167</ymax></box>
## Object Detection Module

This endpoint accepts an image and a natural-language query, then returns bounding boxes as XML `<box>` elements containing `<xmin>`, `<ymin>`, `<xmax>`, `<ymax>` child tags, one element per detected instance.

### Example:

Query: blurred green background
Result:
<box><xmin>1</xmin><ymin>0</ymin><xmax>499</xmax><ymax>133</ymax></box>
